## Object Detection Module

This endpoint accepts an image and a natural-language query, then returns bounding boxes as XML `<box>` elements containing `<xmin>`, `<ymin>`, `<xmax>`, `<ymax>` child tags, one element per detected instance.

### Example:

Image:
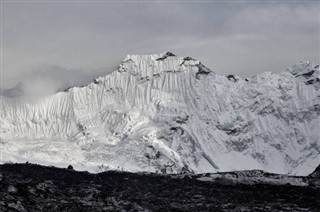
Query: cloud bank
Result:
<box><xmin>1</xmin><ymin>1</ymin><xmax>319</xmax><ymax>95</ymax></box>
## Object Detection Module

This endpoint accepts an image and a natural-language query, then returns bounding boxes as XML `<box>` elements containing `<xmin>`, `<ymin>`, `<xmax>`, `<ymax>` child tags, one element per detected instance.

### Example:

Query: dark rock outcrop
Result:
<box><xmin>309</xmin><ymin>164</ymin><xmax>320</xmax><ymax>178</ymax></box>
<box><xmin>227</xmin><ymin>75</ymin><xmax>238</xmax><ymax>82</ymax></box>
<box><xmin>156</xmin><ymin>52</ymin><xmax>176</xmax><ymax>61</ymax></box>
<box><xmin>195</xmin><ymin>63</ymin><xmax>212</xmax><ymax>80</ymax></box>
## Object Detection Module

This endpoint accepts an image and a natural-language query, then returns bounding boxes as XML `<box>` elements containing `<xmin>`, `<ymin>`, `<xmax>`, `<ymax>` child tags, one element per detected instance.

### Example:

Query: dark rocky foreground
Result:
<box><xmin>0</xmin><ymin>163</ymin><xmax>319</xmax><ymax>212</ymax></box>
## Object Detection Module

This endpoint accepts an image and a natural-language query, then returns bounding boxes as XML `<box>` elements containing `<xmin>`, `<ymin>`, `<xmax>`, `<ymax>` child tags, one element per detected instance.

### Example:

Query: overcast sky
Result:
<box><xmin>1</xmin><ymin>0</ymin><xmax>319</xmax><ymax>93</ymax></box>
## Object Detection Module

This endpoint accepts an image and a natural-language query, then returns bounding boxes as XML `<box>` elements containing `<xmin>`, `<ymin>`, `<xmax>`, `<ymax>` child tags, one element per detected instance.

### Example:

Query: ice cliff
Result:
<box><xmin>1</xmin><ymin>52</ymin><xmax>319</xmax><ymax>175</ymax></box>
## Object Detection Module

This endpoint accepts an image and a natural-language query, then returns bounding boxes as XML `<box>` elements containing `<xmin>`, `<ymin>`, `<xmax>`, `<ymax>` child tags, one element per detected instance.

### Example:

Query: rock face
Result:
<box><xmin>309</xmin><ymin>164</ymin><xmax>320</xmax><ymax>186</ymax></box>
<box><xmin>309</xmin><ymin>164</ymin><xmax>320</xmax><ymax>178</ymax></box>
<box><xmin>1</xmin><ymin>52</ymin><xmax>319</xmax><ymax>175</ymax></box>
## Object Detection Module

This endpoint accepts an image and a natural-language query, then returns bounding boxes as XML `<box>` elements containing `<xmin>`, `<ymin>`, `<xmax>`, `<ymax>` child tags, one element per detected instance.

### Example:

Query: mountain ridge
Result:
<box><xmin>1</xmin><ymin>52</ymin><xmax>319</xmax><ymax>175</ymax></box>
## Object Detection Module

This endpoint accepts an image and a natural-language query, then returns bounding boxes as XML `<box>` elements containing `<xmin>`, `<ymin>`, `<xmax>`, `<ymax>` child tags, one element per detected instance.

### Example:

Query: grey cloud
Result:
<box><xmin>1</xmin><ymin>65</ymin><xmax>112</xmax><ymax>97</ymax></box>
<box><xmin>1</xmin><ymin>1</ymin><xmax>319</xmax><ymax>93</ymax></box>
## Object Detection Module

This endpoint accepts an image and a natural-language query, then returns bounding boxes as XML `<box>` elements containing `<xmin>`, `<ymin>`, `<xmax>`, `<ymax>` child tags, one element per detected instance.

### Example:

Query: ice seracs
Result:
<box><xmin>0</xmin><ymin>52</ymin><xmax>319</xmax><ymax>175</ymax></box>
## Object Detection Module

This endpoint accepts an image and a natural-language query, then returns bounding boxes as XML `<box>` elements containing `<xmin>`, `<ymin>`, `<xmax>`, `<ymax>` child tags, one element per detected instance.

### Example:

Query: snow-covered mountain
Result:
<box><xmin>1</xmin><ymin>52</ymin><xmax>319</xmax><ymax>175</ymax></box>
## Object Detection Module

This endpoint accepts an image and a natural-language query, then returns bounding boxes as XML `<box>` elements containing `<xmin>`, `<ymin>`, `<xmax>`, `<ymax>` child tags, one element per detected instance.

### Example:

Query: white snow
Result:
<box><xmin>1</xmin><ymin>53</ymin><xmax>319</xmax><ymax>175</ymax></box>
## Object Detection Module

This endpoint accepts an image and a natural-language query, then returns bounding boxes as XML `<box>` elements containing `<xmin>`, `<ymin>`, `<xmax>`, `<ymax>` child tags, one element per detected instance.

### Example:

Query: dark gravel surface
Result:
<box><xmin>0</xmin><ymin>163</ymin><xmax>319</xmax><ymax>211</ymax></box>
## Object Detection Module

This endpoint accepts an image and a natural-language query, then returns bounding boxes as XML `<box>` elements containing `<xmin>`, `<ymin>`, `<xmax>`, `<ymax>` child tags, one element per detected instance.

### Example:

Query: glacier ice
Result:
<box><xmin>1</xmin><ymin>52</ymin><xmax>319</xmax><ymax>175</ymax></box>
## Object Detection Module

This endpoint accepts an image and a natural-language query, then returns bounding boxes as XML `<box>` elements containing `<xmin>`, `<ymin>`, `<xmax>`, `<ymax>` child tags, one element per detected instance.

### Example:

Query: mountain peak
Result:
<box><xmin>1</xmin><ymin>55</ymin><xmax>319</xmax><ymax>175</ymax></box>
<box><xmin>117</xmin><ymin>52</ymin><xmax>212</xmax><ymax>78</ymax></box>
<box><xmin>123</xmin><ymin>52</ymin><xmax>177</xmax><ymax>62</ymax></box>
<box><xmin>286</xmin><ymin>61</ymin><xmax>319</xmax><ymax>76</ymax></box>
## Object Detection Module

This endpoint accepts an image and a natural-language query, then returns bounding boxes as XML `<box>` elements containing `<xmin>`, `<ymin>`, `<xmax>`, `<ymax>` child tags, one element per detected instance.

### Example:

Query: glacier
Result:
<box><xmin>1</xmin><ymin>52</ymin><xmax>319</xmax><ymax>175</ymax></box>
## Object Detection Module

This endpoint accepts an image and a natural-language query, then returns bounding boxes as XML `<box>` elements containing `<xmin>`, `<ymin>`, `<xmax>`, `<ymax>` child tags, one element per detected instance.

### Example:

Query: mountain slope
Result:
<box><xmin>1</xmin><ymin>52</ymin><xmax>319</xmax><ymax>175</ymax></box>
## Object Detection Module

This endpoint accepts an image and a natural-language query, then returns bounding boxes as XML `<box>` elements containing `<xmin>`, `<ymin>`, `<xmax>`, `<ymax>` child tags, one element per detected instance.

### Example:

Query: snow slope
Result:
<box><xmin>1</xmin><ymin>52</ymin><xmax>319</xmax><ymax>175</ymax></box>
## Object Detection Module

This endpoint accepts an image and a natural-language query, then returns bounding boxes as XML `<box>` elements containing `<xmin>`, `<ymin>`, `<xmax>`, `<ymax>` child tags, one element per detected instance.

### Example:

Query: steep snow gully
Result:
<box><xmin>1</xmin><ymin>52</ymin><xmax>319</xmax><ymax>175</ymax></box>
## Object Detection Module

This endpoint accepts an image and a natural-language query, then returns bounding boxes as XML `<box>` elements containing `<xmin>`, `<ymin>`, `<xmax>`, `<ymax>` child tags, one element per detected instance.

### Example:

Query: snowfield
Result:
<box><xmin>1</xmin><ymin>52</ymin><xmax>319</xmax><ymax>175</ymax></box>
